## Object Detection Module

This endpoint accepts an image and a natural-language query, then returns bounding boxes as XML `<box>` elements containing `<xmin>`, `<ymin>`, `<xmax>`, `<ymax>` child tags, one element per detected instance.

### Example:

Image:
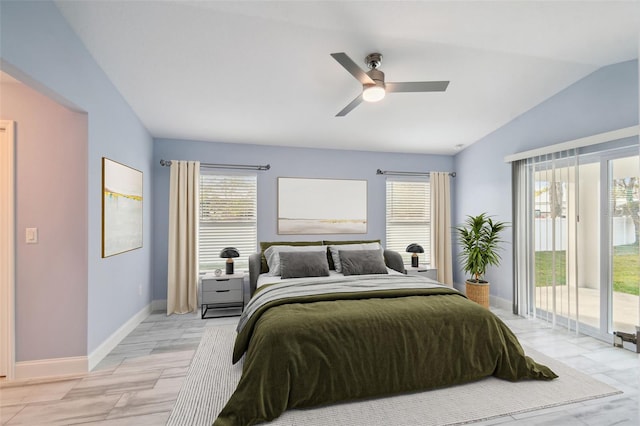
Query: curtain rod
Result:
<box><xmin>376</xmin><ymin>169</ymin><xmax>456</xmax><ymax>177</ymax></box>
<box><xmin>504</xmin><ymin>125</ymin><xmax>639</xmax><ymax>163</ymax></box>
<box><xmin>159</xmin><ymin>159</ymin><xmax>270</xmax><ymax>171</ymax></box>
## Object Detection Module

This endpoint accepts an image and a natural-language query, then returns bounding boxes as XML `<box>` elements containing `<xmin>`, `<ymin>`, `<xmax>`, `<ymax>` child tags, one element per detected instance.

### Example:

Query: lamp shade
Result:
<box><xmin>405</xmin><ymin>243</ymin><xmax>424</xmax><ymax>254</ymax></box>
<box><xmin>219</xmin><ymin>247</ymin><xmax>240</xmax><ymax>258</ymax></box>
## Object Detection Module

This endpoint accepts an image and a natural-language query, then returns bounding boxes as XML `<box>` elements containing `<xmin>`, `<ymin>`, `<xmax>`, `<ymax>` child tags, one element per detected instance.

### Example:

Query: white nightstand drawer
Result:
<box><xmin>201</xmin><ymin>277</ymin><xmax>242</xmax><ymax>292</ymax></box>
<box><xmin>202</xmin><ymin>289</ymin><xmax>243</xmax><ymax>304</ymax></box>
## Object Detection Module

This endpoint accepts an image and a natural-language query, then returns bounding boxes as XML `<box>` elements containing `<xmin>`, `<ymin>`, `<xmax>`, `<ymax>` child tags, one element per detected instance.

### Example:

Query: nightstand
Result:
<box><xmin>405</xmin><ymin>265</ymin><xmax>438</xmax><ymax>281</ymax></box>
<box><xmin>199</xmin><ymin>272</ymin><xmax>245</xmax><ymax>319</ymax></box>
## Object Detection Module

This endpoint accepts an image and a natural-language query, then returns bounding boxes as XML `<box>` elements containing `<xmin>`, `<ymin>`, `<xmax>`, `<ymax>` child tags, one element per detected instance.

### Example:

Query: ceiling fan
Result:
<box><xmin>331</xmin><ymin>52</ymin><xmax>449</xmax><ymax>117</ymax></box>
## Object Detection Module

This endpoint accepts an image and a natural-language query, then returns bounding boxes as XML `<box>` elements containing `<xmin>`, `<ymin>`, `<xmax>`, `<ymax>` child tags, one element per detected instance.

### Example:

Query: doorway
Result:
<box><xmin>0</xmin><ymin>120</ymin><xmax>15</xmax><ymax>379</ymax></box>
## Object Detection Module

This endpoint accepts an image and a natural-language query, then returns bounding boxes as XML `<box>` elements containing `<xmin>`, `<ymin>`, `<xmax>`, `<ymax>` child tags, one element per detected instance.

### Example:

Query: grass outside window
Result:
<box><xmin>534</xmin><ymin>244</ymin><xmax>639</xmax><ymax>296</ymax></box>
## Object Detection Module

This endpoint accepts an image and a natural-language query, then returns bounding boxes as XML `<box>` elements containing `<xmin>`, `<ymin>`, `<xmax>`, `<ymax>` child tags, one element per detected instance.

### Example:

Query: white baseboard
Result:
<box><xmin>454</xmin><ymin>282</ymin><xmax>512</xmax><ymax>312</ymax></box>
<box><xmin>151</xmin><ymin>299</ymin><xmax>167</xmax><ymax>312</ymax></box>
<box><xmin>15</xmin><ymin>356</ymin><xmax>88</xmax><ymax>380</ymax></box>
<box><xmin>490</xmin><ymin>295</ymin><xmax>512</xmax><ymax>311</ymax></box>
<box><xmin>88</xmin><ymin>303</ymin><xmax>151</xmax><ymax>371</ymax></box>
<box><xmin>12</xmin><ymin>303</ymin><xmax>156</xmax><ymax>381</ymax></box>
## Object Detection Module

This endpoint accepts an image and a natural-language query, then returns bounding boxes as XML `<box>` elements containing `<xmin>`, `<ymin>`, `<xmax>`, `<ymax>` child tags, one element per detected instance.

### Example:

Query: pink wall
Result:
<box><xmin>0</xmin><ymin>81</ymin><xmax>88</xmax><ymax>361</ymax></box>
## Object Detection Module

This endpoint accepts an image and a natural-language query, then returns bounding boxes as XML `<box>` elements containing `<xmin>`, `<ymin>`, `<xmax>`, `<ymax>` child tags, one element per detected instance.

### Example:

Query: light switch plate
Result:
<box><xmin>26</xmin><ymin>227</ymin><xmax>38</xmax><ymax>244</ymax></box>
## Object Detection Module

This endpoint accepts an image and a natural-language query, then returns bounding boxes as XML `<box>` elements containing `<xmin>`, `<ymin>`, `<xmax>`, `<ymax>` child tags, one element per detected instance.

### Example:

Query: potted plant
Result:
<box><xmin>455</xmin><ymin>213</ymin><xmax>508</xmax><ymax>308</ymax></box>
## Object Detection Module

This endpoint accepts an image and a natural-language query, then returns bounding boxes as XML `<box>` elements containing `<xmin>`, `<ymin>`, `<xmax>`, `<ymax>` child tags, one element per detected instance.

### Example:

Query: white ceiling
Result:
<box><xmin>53</xmin><ymin>1</ymin><xmax>640</xmax><ymax>155</ymax></box>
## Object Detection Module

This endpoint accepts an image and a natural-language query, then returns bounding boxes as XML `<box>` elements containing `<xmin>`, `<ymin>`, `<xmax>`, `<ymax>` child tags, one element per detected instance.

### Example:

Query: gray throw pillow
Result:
<box><xmin>328</xmin><ymin>242</ymin><xmax>381</xmax><ymax>272</ymax></box>
<box><xmin>339</xmin><ymin>249</ymin><xmax>389</xmax><ymax>276</ymax></box>
<box><xmin>279</xmin><ymin>251</ymin><xmax>330</xmax><ymax>279</ymax></box>
<box><xmin>264</xmin><ymin>245</ymin><xmax>326</xmax><ymax>276</ymax></box>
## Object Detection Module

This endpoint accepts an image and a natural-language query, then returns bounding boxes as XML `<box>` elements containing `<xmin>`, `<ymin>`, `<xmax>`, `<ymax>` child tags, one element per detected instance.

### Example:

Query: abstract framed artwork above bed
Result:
<box><xmin>277</xmin><ymin>177</ymin><xmax>367</xmax><ymax>234</ymax></box>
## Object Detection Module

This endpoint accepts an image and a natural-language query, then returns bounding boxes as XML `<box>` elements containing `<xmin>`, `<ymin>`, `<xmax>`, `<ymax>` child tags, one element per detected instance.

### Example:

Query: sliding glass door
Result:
<box><xmin>576</xmin><ymin>160</ymin><xmax>600</xmax><ymax>332</ymax></box>
<box><xmin>532</xmin><ymin>154</ymin><xmax>574</xmax><ymax>327</ymax></box>
<box><xmin>516</xmin><ymin>139</ymin><xmax>639</xmax><ymax>340</ymax></box>
<box><xmin>610</xmin><ymin>155</ymin><xmax>639</xmax><ymax>334</ymax></box>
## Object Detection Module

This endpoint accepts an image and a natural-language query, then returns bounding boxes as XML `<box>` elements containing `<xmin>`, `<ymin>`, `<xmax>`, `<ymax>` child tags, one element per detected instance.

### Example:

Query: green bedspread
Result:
<box><xmin>214</xmin><ymin>275</ymin><xmax>557</xmax><ymax>426</ymax></box>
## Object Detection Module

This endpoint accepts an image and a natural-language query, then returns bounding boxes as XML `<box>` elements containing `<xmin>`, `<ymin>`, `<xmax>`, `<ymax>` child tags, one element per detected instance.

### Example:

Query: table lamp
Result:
<box><xmin>406</xmin><ymin>243</ymin><xmax>424</xmax><ymax>268</ymax></box>
<box><xmin>220</xmin><ymin>247</ymin><xmax>240</xmax><ymax>275</ymax></box>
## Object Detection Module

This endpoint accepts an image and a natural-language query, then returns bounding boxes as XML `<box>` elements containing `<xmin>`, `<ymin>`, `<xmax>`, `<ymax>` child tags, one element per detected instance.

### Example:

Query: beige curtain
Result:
<box><xmin>167</xmin><ymin>161</ymin><xmax>200</xmax><ymax>315</ymax></box>
<box><xmin>430</xmin><ymin>172</ymin><xmax>453</xmax><ymax>286</ymax></box>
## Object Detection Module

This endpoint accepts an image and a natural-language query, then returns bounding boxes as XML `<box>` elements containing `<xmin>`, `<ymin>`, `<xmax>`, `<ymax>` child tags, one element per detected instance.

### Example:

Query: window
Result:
<box><xmin>199</xmin><ymin>172</ymin><xmax>257</xmax><ymax>272</ymax></box>
<box><xmin>385</xmin><ymin>178</ymin><xmax>430</xmax><ymax>265</ymax></box>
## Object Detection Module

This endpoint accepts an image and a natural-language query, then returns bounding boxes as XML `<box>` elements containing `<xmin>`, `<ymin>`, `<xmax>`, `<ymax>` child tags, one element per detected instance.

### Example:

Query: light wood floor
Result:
<box><xmin>1</xmin><ymin>308</ymin><xmax>638</xmax><ymax>425</ymax></box>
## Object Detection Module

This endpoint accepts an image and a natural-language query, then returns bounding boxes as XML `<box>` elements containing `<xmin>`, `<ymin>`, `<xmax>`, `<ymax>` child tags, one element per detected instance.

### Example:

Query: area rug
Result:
<box><xmin>167</xmin><ymin>325</ymin><xmax>621</xmax><ymax>426</ymax></box>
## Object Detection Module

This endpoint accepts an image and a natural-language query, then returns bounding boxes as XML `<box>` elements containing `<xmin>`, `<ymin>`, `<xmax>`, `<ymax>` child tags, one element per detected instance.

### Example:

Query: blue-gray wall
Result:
<box><xmin>152</xmin><ymin>139</ymin><xmax>454</xmax><ymax>300</ymax></box>
<box><xmin>1</xmin><ymin>0</ymin><xmax>154</xmax><ymax>359</ymax></box>
<box><xmin>453</xmin><ymin>59</ymin><xmax>639</xmax><ymax>301</ymax></box>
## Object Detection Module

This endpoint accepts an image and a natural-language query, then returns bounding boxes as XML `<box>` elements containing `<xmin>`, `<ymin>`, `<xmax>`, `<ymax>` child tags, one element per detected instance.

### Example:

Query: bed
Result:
<box><xmin>213</xmin><ymin>241</ymin><xmax>557</xmax><ymax>426</ymax></box>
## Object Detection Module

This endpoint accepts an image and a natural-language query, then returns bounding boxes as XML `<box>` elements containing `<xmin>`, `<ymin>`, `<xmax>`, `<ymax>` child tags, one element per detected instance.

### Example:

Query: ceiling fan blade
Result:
<box><xmin>336</xmin><ymin>94</ymin><xmax>363</xmax><ymax>117</ymax></box>
<box><xmin>386</xmin><ymin>81</ymin><xmax>449</xmax><ymax>93</ymax></box>
<box><xmin>331</xmin><ymin>52</ymin><xmax>375</xmax><ymax>85</ymax></box>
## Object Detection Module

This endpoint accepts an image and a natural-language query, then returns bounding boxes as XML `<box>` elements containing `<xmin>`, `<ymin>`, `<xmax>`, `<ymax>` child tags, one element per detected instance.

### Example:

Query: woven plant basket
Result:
<box><xmin>465</xmin><ymin>280</ymin><xmax>489</xmax><ymax>308</ymax></box>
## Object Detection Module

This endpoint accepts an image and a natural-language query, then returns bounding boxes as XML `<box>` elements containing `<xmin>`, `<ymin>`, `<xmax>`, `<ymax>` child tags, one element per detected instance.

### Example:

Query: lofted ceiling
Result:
<box><xmin>53</xmin><ymin>1</ymin><xmax>640</xmax><ymax>155</ymax></box>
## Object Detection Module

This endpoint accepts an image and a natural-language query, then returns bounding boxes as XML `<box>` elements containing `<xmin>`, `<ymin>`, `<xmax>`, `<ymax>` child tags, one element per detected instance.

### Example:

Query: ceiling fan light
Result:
<box><xmin>362</xmin><ymin>85</ymin><xmax>385</xmax><ymax>102</ymax></box>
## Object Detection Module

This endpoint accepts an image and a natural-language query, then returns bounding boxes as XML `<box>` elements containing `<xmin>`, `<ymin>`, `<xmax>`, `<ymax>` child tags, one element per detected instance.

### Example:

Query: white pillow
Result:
<box><xmin>264</xmin><ymin>245</ymin><xmax>327</xmax><ymax>276</ymax></box>
<box><xmin>328</xmin><ymin>242</ymin><xmax>382</xmax><ymax>273</ymax></box>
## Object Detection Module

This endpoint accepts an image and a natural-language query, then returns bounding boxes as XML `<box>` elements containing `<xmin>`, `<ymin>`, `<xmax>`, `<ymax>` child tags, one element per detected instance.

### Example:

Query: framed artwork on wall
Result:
<box><xmin>102</xmin><ymin>157</ymin><xmax>143</xmax><ymax>257</ymax></box>
<box><xmin>277</xmin><ymin>177</ymin><xmax>367</xmax><ymax>235</ymax></box>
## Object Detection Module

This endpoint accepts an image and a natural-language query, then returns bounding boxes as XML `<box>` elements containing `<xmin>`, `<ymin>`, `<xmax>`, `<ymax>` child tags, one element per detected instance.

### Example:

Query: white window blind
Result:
<box><xmin>199</xmin><ymin>172</ymin><xmax>257</xmax><ymax>272</ymax></box>
<box><xmin>385</xmin><ymin>178</ymin><xmax>431</xmax><ymax>265</ymax></box>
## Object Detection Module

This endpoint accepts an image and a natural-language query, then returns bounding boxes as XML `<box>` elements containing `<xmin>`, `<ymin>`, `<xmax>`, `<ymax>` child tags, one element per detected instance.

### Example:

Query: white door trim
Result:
<box><xmin>0</xmin><ymin>119</ymin><xmax>16</xmax><ymax>380</ymax></box>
